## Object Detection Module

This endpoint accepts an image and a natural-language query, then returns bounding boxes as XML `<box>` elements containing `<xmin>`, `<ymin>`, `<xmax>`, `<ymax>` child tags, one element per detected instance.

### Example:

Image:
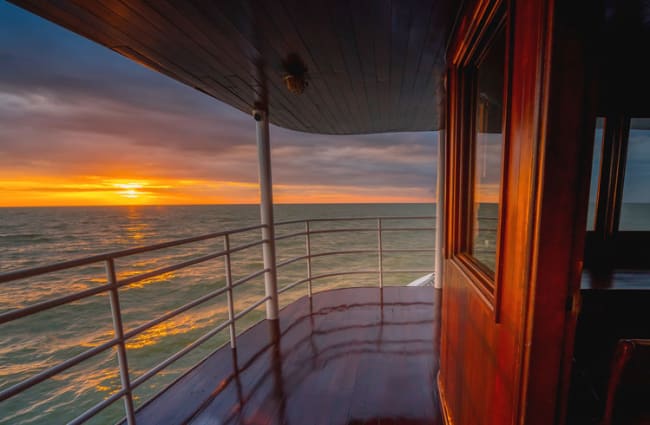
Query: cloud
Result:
<box><xmin>3</xmin><ymin>2</ymin><xmax>649</xmax><ymax>208</ymax></box>
<box><xmin>0</xmin><ymin>2</ymin><xmax>441</xmax><ymax>206</ymax></box>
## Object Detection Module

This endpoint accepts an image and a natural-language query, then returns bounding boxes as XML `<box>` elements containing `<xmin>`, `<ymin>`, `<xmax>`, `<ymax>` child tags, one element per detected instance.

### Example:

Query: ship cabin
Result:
<box><xmin>2</xmin><ymin>0</ymin><xmax>650</xmax><ymax>424</ymax></box>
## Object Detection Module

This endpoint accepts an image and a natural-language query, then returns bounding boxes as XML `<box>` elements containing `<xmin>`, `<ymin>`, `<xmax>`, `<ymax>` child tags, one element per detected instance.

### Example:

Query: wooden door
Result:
<box><xmin>438</xmin><ymin>1</ymin><xmax>596</xmax><ymax>424</ymax></box>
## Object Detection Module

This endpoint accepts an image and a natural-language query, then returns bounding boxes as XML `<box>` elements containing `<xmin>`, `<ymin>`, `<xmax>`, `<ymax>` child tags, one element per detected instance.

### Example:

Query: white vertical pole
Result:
<box><xmin>224</xmin><ymin>234</ymin><xmax>236</xmax><ymax>348</ymax></box>
<box><xmin>254</xmin><ymin>108</ymin><xmax>279</xmax><ymax>320</ymax></box>
<box><xmin>305</xmin><ymin>221</ymin><xmax>313</xmax><ymax>297</ymax></box>
<box><xmin>377</xmin><ymin>218</ymin><xmax>384</xmax><ymax>288</ymax></box>
<box><xmin>434</xmin><ymin>131</ymin><xmax>445</xmax><ymax>289</ymax></box>
<box><xmin>105</xmin><ymin>259</ymin><xmax>136</xmax><ymax>425</ymax></box>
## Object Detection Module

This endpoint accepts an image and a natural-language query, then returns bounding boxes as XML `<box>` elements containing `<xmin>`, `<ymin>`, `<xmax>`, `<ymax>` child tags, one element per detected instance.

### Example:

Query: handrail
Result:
<box><xmin>274</xmin><ymin>215</ymin><xmax>436</xmax><ymax>226</ymax></box>
<box><xmin>0</xmin><ymin>223</ymin><xmax>265</xmax><ymax>284</ymax></box>
<box><xmin>0</xmin><ymin>214</ymin><xmax>450</xmax><ymax>425</ymax></box>
<box><xmin>0</xmin><ymin>222</ymin><xmax>270</xmax><ymax>425</ymax></box>
<box><xmin>273</xmin><ymin>216</ymin><xmax>437</xmax><ymax>296</ymax></box>
<box><xmin>0</xmin><ymin>241</ymin><xmax>268</xmax><ymax>325</ymax></box>
<box><xmin>279</xmin><ymin>269</ymin><xmax>438</xmax><ymax>295</ymax></box>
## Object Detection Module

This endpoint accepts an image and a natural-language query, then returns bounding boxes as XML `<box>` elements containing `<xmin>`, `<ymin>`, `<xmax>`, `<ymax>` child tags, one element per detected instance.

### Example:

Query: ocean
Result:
<box><xmin>0</xmin><ymin>204</ymin><xmax>437</xmax><ymax>424</ymax></box>
<box><xmin>4</xmin><ymin>202</ymin><xmax>646</xmax><ymax>424</ymax></box>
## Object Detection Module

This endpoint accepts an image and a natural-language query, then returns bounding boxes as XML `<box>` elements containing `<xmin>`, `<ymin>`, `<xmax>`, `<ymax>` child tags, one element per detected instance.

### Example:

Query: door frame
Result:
<box><xmin>439</xmin><ymin>0</ymin><xmax>596</xmax><ymax>423</ymax></box>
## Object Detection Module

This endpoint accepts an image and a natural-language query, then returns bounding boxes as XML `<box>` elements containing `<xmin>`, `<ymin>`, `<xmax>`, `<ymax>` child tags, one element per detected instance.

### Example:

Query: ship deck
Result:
<box><xmin>132</xmin><ymin>286</ymin><xmax>442</xmax><ymax>425</ymax></box>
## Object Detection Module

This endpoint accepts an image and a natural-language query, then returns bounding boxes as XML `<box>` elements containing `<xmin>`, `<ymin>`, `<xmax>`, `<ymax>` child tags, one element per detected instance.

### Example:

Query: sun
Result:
<box><xmin>114</xmin><ymin>182</ymin><xmax>144</xmax><ymax>199</ymax></box>
<box><xmin>122</xmin><ymin>189</ymin><xmax>138</xmax><ymax>198</ymax></box>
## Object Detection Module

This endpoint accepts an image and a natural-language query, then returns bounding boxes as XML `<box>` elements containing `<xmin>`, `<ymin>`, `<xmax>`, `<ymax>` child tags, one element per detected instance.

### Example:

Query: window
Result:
<box><xmin>468</xmin><ymin>26</ymin><xmax>506</xmax><ymax>274</ymax></box>
<box><xmin>619</xmin><ymin>118</ymin><xmax>650</xmax><ymax>230</ymax></box>
<box><xmin>584</xmin><ymin>115</ymin><xmax>650</xmax><ymax>269</ymax></box>
<box><xmin>586</xmin><ymin>117</ymin><xmax>605</xmax><ymax>230</ymax></box>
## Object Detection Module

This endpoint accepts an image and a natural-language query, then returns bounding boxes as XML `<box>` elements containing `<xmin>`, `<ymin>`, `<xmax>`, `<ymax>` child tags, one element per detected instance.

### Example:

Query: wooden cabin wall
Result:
<box><xmin>440</xmin><ymin>0</ymin><xmax>546</xmax><ymax>422</ymax></box>
<box><xmin>439</xmin><ymin>0</ymin><xmax>597</xmax><ymax>424</ymax></box>
<box><xmin>520</xmin><ymin>1</ymin><xmax>599</xmax><ymax>423</ymax></box>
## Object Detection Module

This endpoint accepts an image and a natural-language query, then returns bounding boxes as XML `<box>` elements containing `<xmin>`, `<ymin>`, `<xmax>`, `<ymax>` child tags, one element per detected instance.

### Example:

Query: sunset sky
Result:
<box><xmin>0</xmin><ymin>2</ymin><xmax>440</xmax><ymax>206</ymax></box>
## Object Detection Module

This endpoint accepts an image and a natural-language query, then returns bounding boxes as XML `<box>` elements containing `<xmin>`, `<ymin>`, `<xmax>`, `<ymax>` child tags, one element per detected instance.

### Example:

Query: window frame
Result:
<box><xmin>585</xmin><ymin>113</ymin><xmax>650</xmax><ymax>269</ymax></box>
<box><xmin>449</xmin><ymin>8</ymin><xmax>509</xmax><ymax>304</ymax></box>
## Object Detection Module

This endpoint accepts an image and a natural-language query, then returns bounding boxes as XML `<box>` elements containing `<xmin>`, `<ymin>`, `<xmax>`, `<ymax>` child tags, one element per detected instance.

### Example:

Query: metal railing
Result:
<box><xmin>273</xmin><ymin>216</ymin><xmax>436</xmax><ymax>296</ymax></box>
<box><xmin>0</xmin><ymin>216</ymin><xmax>436</xmax><ymax>424</ymax></box>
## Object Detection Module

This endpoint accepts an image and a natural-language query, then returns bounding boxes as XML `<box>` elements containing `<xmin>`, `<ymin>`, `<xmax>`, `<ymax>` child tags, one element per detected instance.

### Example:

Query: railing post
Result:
<box><xmin>434</xmin><ymin>130</ymin><xmax>446</xmax><ymax>289</ymax></box>
<box><xmin>305</xmin><ymin>221</ymin><xmax>312</xmax><ymax>297</ymax></box>
<box><xmin>224</xmin><ymin>234</ymin><xmax>236</xmax><ymax>348</ymax></box>
<box><xmin>254</xmin><ymin>108</ymin><xmax>279</xmax><ymax>320</ymax></box>
<box><xmin>377</xmin><ymin>218</ymin><xmax>384</xmax><ymax>288</ymax></box>
<box><xmin>105</xmin><ymin>258</ymin><xmax>136</xmax><ymax>425</ymax></box>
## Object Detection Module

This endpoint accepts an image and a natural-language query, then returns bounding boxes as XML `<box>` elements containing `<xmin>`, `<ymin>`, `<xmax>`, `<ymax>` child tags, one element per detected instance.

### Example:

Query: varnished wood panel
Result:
<box><xmin>10</xmin><ymin>0</ymin><xmax>459</xmax><ymax>134</ymax></box>
<box><xmin>440</xmin><ymin>0</ymin><xmax>596</xmax><ymax>424</ymax></box>
<box><xmin>440</xmin><ymin>261</ymin><xmax>497</xmax><ymax>425</ymax></box>
<box><xmin>441</xmin><ymin>2</ymin><xmax>513</xmax><ymax>424</ymax></box>
<box><xmin>520</xmin><ymin>2</ymin><xmax>599</xmax><ymax>423</ymax></box>
<box><xmin>126</xmin><ymin>287</ymin><xmax>441</xmax><ymax>425</ymax></box>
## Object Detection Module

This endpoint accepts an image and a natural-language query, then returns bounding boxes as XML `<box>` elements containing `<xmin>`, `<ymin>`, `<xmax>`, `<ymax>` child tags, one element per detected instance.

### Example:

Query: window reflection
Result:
<box><xmin>586</xmin><ymin>117</ymin><xmax>605</xmax><ymax>230</ymax></box>
<box><xmin>469</xmin><ymin>27</ymin><xmax>505</xmax><ymax>274</ymax></box>
<box><xmin>619</xmin><ymin>118</ymin><xmax>650</xmax><ymax>230</ymax></box>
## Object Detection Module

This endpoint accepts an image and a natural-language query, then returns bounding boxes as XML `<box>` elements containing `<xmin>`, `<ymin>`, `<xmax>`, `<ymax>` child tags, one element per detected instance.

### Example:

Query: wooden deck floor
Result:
<box><xmin>134</xmin><ymin>287</ymin><xmax>441</xmax><ymax>425</ymax></box>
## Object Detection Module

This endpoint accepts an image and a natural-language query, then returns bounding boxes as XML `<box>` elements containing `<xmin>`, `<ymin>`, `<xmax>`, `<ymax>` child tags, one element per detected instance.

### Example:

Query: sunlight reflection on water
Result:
<box><xmin>0</xmin><ymin>204</ymin><xmax>436</xmax><ymax>424</ymax></box>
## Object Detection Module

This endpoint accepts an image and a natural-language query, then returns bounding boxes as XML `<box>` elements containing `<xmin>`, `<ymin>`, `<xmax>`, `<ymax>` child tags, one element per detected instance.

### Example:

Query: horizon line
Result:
<box><xmin>0</xmin><ymin>201</ymin><xmax>438</xmax><ymax>208</ymax></box>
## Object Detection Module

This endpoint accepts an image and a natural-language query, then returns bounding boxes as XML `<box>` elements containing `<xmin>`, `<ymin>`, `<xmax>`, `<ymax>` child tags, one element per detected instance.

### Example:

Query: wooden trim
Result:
<box><xmin>587</xmin><ymin>114</ymin><xmax>611</xmax><ymax>236</ymax></box>
<box><xmin>453</xmin><ymin>255</ymin><xmax>495</xmax><ymax>302</ymax></box>
<box><xmin>608</xmin><ymin>115</ymin><xmax>630</xmax><ymax>234</ymax></box>
<box><xmin>444</xmin><ymin>65</ymin><xmax>459</xmax><ymax>261</ymax></box>
<box><xmin>450</xmin><ymin>255</ymin><xmax>496</xmax><ymax>311</ymax></box>
<box><xmin>437</xmin><ymin>372</ymin><xmax>454</xmax><ymax>425</ymax></box>
<box><xmin>449</xmin><ymin>0</ymin><xmax>504</xmax><ymax>67</ymax></box>
<box><xmin>517</xmin><ymin>1</ymin><xmax>599</xmax><ymax>423</ymax></box>
<box><xmin>512</xmin><ymin>0</ymin><xmax>553</xmax><ymax>418</ymax></box>
<box><xmin>447</xmin><ymin>0</ymin><xmax>507</xmax><ymax>313</ymax></box>
<box><xmin>594</xmin><ymin>115</ymin><xmax>621</xmax><ymax>236</ymax></box>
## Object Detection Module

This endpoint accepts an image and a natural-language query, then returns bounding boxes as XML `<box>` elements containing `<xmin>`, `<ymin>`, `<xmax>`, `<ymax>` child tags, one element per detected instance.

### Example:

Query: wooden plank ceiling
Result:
<box><xmin>10</xmin><ymin>0</ymin><xmax>458</xmax><ymax>135</ymax></box>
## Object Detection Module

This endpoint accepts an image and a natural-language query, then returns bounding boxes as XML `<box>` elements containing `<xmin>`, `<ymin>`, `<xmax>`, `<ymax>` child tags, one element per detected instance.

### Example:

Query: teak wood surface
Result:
<box><xmin>126</xmin><ymin>287</ymin><xmax>442</xmax><ymax>425</ymax></box>
<box><xmin>439</xmin><ymin>0</ymin><xmax>595</xmax><ymax>424</ymax></box>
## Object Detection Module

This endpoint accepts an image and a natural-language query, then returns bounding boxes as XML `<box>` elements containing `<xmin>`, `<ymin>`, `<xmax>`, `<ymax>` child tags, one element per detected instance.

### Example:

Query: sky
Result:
<box><xmin>0</xmin><ymin>2</ymin><xmax>440</xmax><ymax>206</ymax></box>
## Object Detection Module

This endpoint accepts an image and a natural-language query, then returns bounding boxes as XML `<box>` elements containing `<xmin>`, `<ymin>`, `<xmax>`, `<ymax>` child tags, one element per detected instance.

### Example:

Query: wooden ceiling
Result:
<box><xmin>10</xmin><ymin>0</ymin><xmax>458</xmax><ymax>135</ymax></box>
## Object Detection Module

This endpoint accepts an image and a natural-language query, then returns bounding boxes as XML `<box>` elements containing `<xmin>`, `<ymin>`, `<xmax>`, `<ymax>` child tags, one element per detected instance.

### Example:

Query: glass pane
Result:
<box><xmin>620</xmin><ymin>118</ymin><xmax>650</xmax><ymax>230</ymax></box>
<box><xmin>586</xmin><ymin>117</ymin><xmax>605</xmax><ymax>230</ymax></box>
<box><xmin>470</xmin><ymin>27</ymin><xmax>506</xmax><ymax>273</ymax></box>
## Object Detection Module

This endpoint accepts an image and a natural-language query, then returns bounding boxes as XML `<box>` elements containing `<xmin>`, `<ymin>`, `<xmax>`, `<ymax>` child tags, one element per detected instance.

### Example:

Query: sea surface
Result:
<box><xmin>3</xmin><ymin>202</ymin><xmax>647</xmax><ymax>424</ymax></box>
<box><xmin>0</xmin><ymin>204</ymin><xmax>438</xmax><ymax>424</ymax></box>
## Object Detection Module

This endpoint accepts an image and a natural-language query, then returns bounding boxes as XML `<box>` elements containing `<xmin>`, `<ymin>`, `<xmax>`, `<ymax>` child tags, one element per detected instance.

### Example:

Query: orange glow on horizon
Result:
<box><xmin>0</xmin><ymin>175</ymin><xmax>435</xmax><ymax>207</ymax></box>
<box><xmin>114</xmin><ymin>182</ymin><xmax>144</xmax><ymax>199</ymax></box>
